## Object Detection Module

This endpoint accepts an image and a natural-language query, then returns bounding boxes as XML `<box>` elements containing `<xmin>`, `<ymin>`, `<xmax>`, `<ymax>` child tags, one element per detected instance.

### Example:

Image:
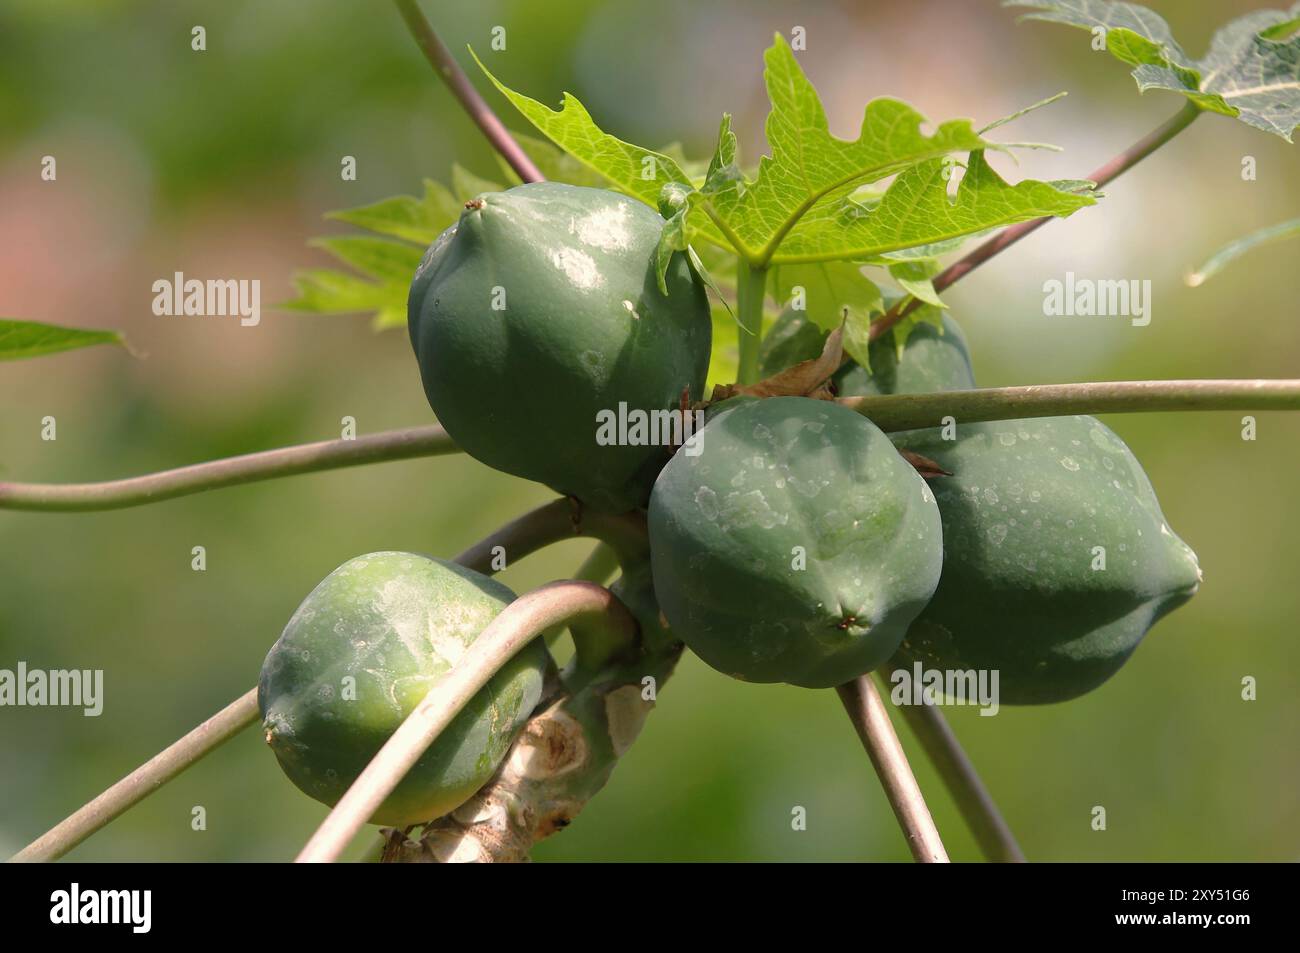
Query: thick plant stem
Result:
<box><xmin>735</xmin><ymin>259</ymin><xmax>768</xmax><ymax>385</ymax></box>
<box><xmin>296</xmin><ymin>581</ymin><xmax>638</xmax><ymax>863</ymax></box>
<box><xmin>0</xmin><ymin>425</ymin><xmax>457</xmax><ymax>512</ymax></box>
<box><xmin>392</xmin><ymin>0</ymin><xmax>544</xmax><ymax>184</ymax></box>
<box><xmin>9</xmin><ymin>379</ymin><xmax>1296</xmax><ymax>513</ymax></box>
<box><xmin>836</xmin><ymin>676</ymin><xmax>949</xmax><ymax>863</ymax></box>
<box><xmin>870</xmin><ymin>101</ymin><xmax>1202</xmax><ymax>342</ymax></box>
<box><xmin>10</xmin><ymin>689</ymin><xmax>260</xmax><ymax>863</ymax></box>
<box><xmin>894</xmin><ymin>700</ymin><xmax>1025</xmax><ymax>863</ymax></box>
<box><xmin>454</xmin><ymin>498</ymin><xmax>649</xmax><ymax>573</ymax></box>
<box><xmin>842</xmin><ymin>379</ymin><xmax>1300</xmax><ymax>432</ymax></box>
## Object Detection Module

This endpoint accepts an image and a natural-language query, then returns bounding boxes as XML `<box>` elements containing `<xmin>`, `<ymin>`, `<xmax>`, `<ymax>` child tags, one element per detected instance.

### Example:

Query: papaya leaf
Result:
<box><xmin>772</xmin><ymin>261</ymin><xmax>881</xmax><ymax>371</ymax></box>
<box><xmin>1009</xmin><ymin>0</ymin><xmax>1300</xmax><ymax>140</ymax></box>
<box><xmin>281</xmin><ymin>268</ymin><xmax>408</xmax><ymax>330</ymax></box>
<box><xmin>769</xmin><ymin>151</ymin><xmax>1095</xmax><ymax>264</ymax></box>
<box><xmin>1187</xmin><ymin>216</ymin><xmax>1300</xmax><ymax>286</ymax></box>
<box><xmin>471</xmin><ymin>48</ymin><xmax>693</xmax><ymax>210</ymax></box>
<box><xmin>703</xmin><ymin>36</ymin><xmax>994</xmax><ymax>265</ymax></box>
<box><xmin>0</xmin><ymin>318</ymin><xmax>125</xmax><ymax>362</ymax></box>
<box><xmin>493</xmin><ymin>131</ymin><xmax>611</xmax><ymax>188</ymax></box>
<box><xmin>326</xmin><ymin>179</ymin><xmax>461</xmax><ymax>245</ymax></box>
<box><xmin>703</xmin><ymin>114</ymin><xmax>744</xmax><ymax>198</ymax></box>
<box><xmin>310</xmin><ymin>236</ymin><xmax>425</xmax><ymax>283</ymax></box>
<box><xmin>888</xmin><ymin>260</ymin><xmax>946</xmax><ymax>309</ymax></box>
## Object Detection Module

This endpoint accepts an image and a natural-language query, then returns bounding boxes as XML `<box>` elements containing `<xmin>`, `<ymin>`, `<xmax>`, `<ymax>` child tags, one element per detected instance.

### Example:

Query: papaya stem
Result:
<box><xmin>869</xmin><ymin>101</ymin><xmax>1201</xmax><ymax>342</ymax></box>
<box><xmin>842</xmin><ymin>379</ymin><xmax>1300</xmax><ymax>432</ymax></box>
<box><xmin>296</xmin><ymin>581</ymin><xmax>638</xmax><ymax>863</ymax></box>
<box><xmin>0</xmin><ymin>425</ymin><xmax>458</xmax><ymax>512</ymax></box>
<box><xmin>454</xmin><ymin>498</ymin><xmax>649</xmax><ymax>573</ymax></box>
<box><xmin>10</xmin><ymin>689</ymin><xmax>260</xmax><ymax>863</ymax></box>
<box><xmin>890</xmin><ymin>688</ymin><xmax>1025</xmax><ymax>863</ymax></box>
<box><xmin>392</xmin><ymin>0</ymin><xmax>544</xmax><ymax>184</ymax></box>
<box><xmin>835</xmin><ymin>676</ymin><xmax>949</xmax><ymax>863</ymax></box>
<box><xmin>735</xmin><ymin>258</ymin><xmax>768</xmax><ymax>385</ymax></box>
<box><xmin>10</xmin><ymin>377</ymin><xmax>1297</xmax><ymax>513</ymax></box>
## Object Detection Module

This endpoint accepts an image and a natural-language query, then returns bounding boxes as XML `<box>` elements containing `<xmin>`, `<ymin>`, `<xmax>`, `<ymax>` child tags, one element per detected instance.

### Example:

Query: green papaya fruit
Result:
<box><xmin>408</xmin><ymin>182</ymin><xmax>712</xmax><ymax>513</ymax></box>
<box><xmin>648</xmin><ymin>396</ymin><xmax>944</xmax><ymax>688</ymax></box>
<box><xmin>891</xmin><ymin>416</ymin><xmax>1202</xmax><ymax>703</ymax></box>
<box><xmin>758</xmin><ymin>306</ymin><xmax>976</xmax><ymax>396</ymax></box>
<box><xmin>258</xmin><ymin>552</ymin><xmax>550</xmax><ymax>826</ymax></box>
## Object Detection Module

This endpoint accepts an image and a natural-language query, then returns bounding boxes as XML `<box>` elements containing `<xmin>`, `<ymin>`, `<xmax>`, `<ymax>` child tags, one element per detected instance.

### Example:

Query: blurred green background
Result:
<box><xmin>1</xmin><ymin>0</ymin><xmax>1297</xmax><ymax>862</ymax></box>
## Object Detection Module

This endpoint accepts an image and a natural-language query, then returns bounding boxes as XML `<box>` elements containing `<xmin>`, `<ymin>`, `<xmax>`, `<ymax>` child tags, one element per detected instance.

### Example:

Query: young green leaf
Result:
<box><xmin>326</xmin><ymin>179</ymin><xmax>461</xmax><ymax>245</ymax></box>
<box><xmin>1009</xmin><ymin>0</ymin><xmax>1300</xmax><ymax>140</ymax></box>
<box><xmin>471</xmin><ymin>48</ymin><xmax>693</xmax><ymax>209</ymax></box>
<box><xmin>766</xmin><ymin>151</ymin><xmax>1095</xmax><ymax>264</ymax></box>
<box><xmin>492</xmin><ymin>131</ymin><xmax>612</xmax><ymax>188</ymax></box>
<box><xmin>281</xmin><ymin>268</ymin><xmax>408</xmax><ymax>330</ymax></box>
<box><xmin>888</xmin><ymin>260</ymin><xmax>947</xmax><ymax>309</ymax></box>
<box><xmin>0</xmin><ymin>318</ymin><xmax>125</xmax><ymax>362</ymax></box>
<box><xmin>772</xmin><ymin>262</ymin><xmax>882</xmax><ymax>368</ymax></box>
<box><xmin>1187</xmin><ymin>216</ymin><xmax>1300</xmax><ymax>286</ymax></box>
<box><xmin>310</xmin><ymin>236</ymin><xmax>426</xmax><ymax>282</ymax></box>
<box><xmin>704</xmin><ymin>36</ymin><xmax>993</xmax><ymax>265</ymax></box>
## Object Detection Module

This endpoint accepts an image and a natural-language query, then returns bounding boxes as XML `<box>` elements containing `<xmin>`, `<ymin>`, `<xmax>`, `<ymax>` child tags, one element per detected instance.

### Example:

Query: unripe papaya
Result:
<box><xmin>408</xmin><ymin>182</ymin><xmax>712</xmax><ymax>513</ymax></box>
<box><xmin>258</xmin><ymin>552</ymin><xmax>550</xmax><ymax>827</ymax></box>
<box><xmin>891</xmin><ymin>417</ymin><xmax>1202</xmax><ymax>703</ymax></box>
<box><xmin>648</xmin><ymin>396</ymin><xmax>944</xmax><ymax>688</ymax></box>
<box><xmin>758</xmin><ymin>307</ymin><xmax>976</xmax><ymax>396</ymax></box>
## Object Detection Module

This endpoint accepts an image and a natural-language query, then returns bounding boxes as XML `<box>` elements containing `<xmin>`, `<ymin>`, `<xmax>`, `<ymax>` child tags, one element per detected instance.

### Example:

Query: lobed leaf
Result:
<box><xmin>326</xmin><ymin>179</ymin><xmax>461</xmax><ymax>245</ymax></box>
<box><xmin>772</xmin><ymin>262</ymin><xmax>882</xmax><ymax>368</ymax></box>
<box><xmin>1009</xmin><ymin>0</ymin><xmax>1300</xmax><ymax>140</ymax></box>
<box><xmin>767</xmin><ymin>151</ymin><xmax>1095</xmax><ymax>264</ymax></box>
<box><xmin>472</xmin><ymin>48</ymin><xmax>693</xmax><ymax>209</ymax></box>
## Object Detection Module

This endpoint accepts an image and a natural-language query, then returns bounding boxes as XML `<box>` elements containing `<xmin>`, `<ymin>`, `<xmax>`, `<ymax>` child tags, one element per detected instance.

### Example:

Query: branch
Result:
<box><xmin>296</xmin><ymin>581</ymin><xmax>638</xmax><ymax>862</ymax></box>
<box><xmin>0</xmin><ymin>425</ymin><xmax>457</xmax><ymax>512</ymax></box>
<box><xmin>392</xmin><ymin>0</ymin><xmax>544</xmax><ymax>184</ymax></box>
<box><xmin>842</xmin><ymin>379</ymin><xmax>1300</xmax><ymax>432</ymax></box>
<box><xmin>454</xmin><ymin>498</ymin><xmax>650</xmax><ymax>574</ymax></box>
<box><xmin>893</xmin><ymin>699</ymin><xmax>1024</xmax><ymax>863</ymax></box>
<box><xmin>10</xmin><ymin>689</ymin><xmax>260</xmax><ymax>863</ymax></box>
<box><xmin>870</xmin><ymin>101</ymin><xmax>1201</xmax><ymax>342</ymax></box>
<box><xmin>12</xmin><ymin>497</ymin><xmax>649</xmax><ymax>862</ymax></box>
<box><xmin>836</xmin><ymin>676</ymin><xmax>948</xmax><ymax>863</ymax></box>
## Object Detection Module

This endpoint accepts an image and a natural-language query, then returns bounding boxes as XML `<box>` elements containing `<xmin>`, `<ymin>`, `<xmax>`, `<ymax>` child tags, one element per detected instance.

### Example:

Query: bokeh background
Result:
<box><xmin>1</xmin><ymin>0</ymin><xmax>1297</xmax><ymax>862</ymax></box>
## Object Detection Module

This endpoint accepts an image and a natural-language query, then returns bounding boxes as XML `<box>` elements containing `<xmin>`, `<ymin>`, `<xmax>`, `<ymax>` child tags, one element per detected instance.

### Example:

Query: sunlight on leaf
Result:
<box><xmin>1009</xmin><ymin>0</ymin><xmax>1300</xmax><ymax>140</ymax></box>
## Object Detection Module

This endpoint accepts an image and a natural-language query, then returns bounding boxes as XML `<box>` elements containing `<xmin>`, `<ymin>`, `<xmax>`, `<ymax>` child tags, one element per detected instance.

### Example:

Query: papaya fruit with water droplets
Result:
<box><xmin>891</xmin><ymin>416</ymin><xmax>1201</xmax><ymax>703</ymax></box>
<box><xmin>648</xmin><ymin>396</ymin><xmax>943</xmax><ymax>688</ymax></box>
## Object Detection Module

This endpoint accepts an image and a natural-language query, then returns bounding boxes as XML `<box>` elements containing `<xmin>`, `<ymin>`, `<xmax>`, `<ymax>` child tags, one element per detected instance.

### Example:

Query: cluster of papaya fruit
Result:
<box><xmin>258</xmin><ymin>182</ymin><xmax>1201</xmax><ymax>827</ymax></box>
